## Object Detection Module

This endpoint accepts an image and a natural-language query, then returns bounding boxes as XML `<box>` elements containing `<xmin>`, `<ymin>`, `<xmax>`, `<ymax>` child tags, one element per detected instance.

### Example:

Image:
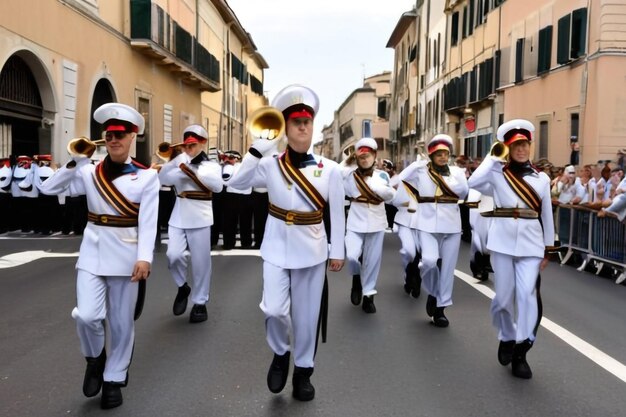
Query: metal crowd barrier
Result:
<box><xmin>556</xmin><ymin>204</ymin><xmax>626</xmax><ymax>284</ymax></box>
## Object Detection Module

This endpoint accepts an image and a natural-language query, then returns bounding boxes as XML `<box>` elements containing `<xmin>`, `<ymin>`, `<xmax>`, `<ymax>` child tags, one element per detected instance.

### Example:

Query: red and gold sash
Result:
<box><xmin>179</xmin><ymin>163</ymin><xmax>213</xmax><ymax>198</ymax></box>
<box><xmin>502</xmin><ymin>166</ymin><xmax>542</xmax><ymax>213</ymax></box>
<box><xmin>427</xmin><ymin>163</ymin><xmax>459</xmax><ymax>199</ymax></box>
<box><xmin>352</xmin><ymin>171</ymin><xmax>384</xmax><ymax>205</ymax></box>
<box><xmin>277</xmin><ymin>152</ymin><xmax>326</xmax><ymax>211</ymax></box>
<box><xmin>93</xmin><ymin>162</ymin><xmax>140</xmax><ymax>218</ymax></box>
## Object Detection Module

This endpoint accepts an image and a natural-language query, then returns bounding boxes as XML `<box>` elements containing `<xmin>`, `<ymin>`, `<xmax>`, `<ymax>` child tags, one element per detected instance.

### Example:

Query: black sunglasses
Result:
<box><xmin>104</xmin><ymin>131</ymin><xmax>130</xmax><ymax>141</ymax></box>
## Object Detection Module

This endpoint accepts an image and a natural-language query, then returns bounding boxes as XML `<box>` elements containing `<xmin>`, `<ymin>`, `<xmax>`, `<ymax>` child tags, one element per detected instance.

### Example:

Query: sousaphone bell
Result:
<box><xmin>247</xmin><ymin>106</ymin><xmax>285</xmax><ymax>140</ymax></box>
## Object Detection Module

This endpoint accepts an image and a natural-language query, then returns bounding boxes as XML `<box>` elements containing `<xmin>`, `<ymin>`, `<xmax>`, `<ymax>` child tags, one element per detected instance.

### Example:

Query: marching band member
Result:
<box><xmin>343</xmin><ymin>137</ymin><xmax>396</xmax><ymax>313</ymax></box>
<box><xmin>0</xmin><ymin>158</ymin><xmax>12</xmax><ymax>234</ymax></box>
<box><xmin>221</xmin><ymin>150</ymin><xmax>253</xmax><ymax>249</ymax></box>
<box><xmin>398</xmin><ymin>135</ymin><xmax>468</xmax><ymax>327</ymax></box>
<box><xmin>390</xmin><ymin>174</ymin><xmax>421</xmax><ymax>297</ymax></box>
<box><xmin>225</xmin><ymin>84</ymin><xmax>345</xmax><ymax>401</ymax></box>
<box><xmin>468</xmin><ymin>119</ymin><xmax>555</xmax><ymax>379</ymax></box>
<box><xmin>39</xmin><ymin>103</ymin><xmax>159</xmax><ymax>408</ymax></box>
<box><xmin>33</xmin><ymin>155</ymin><xmax>61</xmax><ymax>234</ymax></box>
<box><xmin>158</xmin><ymin>124</ymin><xmax>223</xmax><ymax>323</ymax></box>
<box><xmin>13</xmin><ymin>155</ymin><xmax>37</xmax><ymax>232</ymax></box>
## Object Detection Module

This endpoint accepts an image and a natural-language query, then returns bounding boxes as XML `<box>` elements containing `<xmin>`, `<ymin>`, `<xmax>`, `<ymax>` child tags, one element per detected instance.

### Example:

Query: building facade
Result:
<box><xmin>0</xmin><ymin>0</ymin><xmax>267</xmax><ymax>165</ymax></box>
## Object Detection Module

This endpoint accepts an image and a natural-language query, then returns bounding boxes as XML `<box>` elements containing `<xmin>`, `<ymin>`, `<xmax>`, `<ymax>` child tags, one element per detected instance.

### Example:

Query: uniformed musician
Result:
<box><xmin>342</xmin><ymin>137</ymin><xmax>396</xmax><ymax>313</ymax></box>
<box><xmin>0</xmin><ymin>157</ymin><xmax>13</xmax><ymax>234</ymax></box>
<box><xmin>39</xmin><ymin>103</ymin><xmax>159</xmax><ymax>408</ymax></box>
<box><xmin>158</xmin><ymin>124</ymin><xmax>223</xmax><ymax>323</ymax></box>
<box><xmin>225</xmin><ymin>84</ymin><xmax>345</xmax><ymax>401</ymax></box>
<box><xmin>468</xmin><ymin>119</ymin><xmax>555</xmax><ymax>379</ymax></box>
<box><xmin>398</xmin><ymin>135</ymin><xmax>468</xmax><ymax>327</ymax></box>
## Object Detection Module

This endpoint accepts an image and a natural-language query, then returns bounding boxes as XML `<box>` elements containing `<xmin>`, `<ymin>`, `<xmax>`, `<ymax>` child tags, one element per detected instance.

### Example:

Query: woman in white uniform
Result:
<box><xmin>468</xmin><ymin>119</ymin><xmax>555</xmax><ymax>379</ymax></box>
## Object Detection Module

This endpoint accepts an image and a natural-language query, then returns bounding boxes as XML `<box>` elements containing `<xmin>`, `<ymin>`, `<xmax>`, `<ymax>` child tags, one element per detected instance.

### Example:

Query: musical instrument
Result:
<box><xmin>490</xmin><ymin>141</ymin><xmax>509</xmax><ymax>162</ymax></box>
<box><xmin>156</xmin><ymin>141</ymin><xmax>185</xmax><ymax>162</ymax></box>
<box><xmin>247</xmin><ymin>106</ymin><xmax>285</xmax><ymax>140</ymax></box>
<box><xmin>67</xmin><ymin>137</ymin><xmax>106</xmax><ymax>158</ymax></box>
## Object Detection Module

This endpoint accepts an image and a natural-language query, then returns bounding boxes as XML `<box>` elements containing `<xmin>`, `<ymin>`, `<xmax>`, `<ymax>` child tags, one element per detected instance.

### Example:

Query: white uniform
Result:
<box><xmin>468</xmin><ymin>188</ymin><xmax>494</xmax><ymax>279</ymax></box>
<box><xmin>399</xmin><ymin>160</ymin><xmax>468</xmax><ymax>308</ymax></box>
<box><xmin>158</xmin><ymin>152</ymin><xmax>223</xmax><ymax>305</ymax></box>
<box><xmin>227</xmin><ymin>151</ymin><xmax>345</xmax><ymax>368</ymax></box>
<box><xmin>343</xmin><ymin>166</ymin><xmax>396</xmax><ymax>297</ymax></box>
<box><xmin>39</xmin><ymin>156</ymin><xmax>159</xmax><ymax>382</ymax></box>
<box><xmin>468</xmin><ymin>157</ymin><xmax>554</xmax><ymax>343</ymax></box>
<box><xmin>390</xmin><ymin>180</ymin><xmax>422</xmax><ymax>296</ymax></box>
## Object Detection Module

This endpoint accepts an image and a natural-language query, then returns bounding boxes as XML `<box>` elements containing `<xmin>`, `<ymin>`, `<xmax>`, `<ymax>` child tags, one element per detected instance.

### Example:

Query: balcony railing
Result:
<box><xmin>130</xmin><ymin>0</ymin><xmax>220</xmax><ymax>92</ymax></box>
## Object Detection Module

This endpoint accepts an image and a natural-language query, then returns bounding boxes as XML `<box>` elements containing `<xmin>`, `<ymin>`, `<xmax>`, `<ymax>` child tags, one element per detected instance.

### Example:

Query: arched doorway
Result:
<box><xmin>0</xmin><ymin>55</ymin><xmax>44</xmax><ymax>158</ymax></box>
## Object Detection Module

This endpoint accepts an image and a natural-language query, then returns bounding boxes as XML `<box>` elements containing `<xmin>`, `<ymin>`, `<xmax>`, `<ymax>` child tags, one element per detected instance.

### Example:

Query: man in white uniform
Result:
<box><xmin>468</xmin><ymin>119</ymin><xmax>555</xmax><ymax>379</ymax></box>
<box><xmin>39</xmin><ymin>103</ymin><xmax>159</xmax><ymax>408</ymax></box>
<box><xmin>225</xmin><ymin>84</ymin><xmax>345</xmax><ymax>401</ymax></box>
<box><xmin>158</xmin><ymin>125</ymin><xmax>223</xmax><ymax>323</ymax></box>
<box><xmin>343</xmin><ymin>137</ymin><xmax>396</xmax><ymax>313</ymax></box>
<box><xmin>398</xmin><ymin>135</ymin><xmax>468</xmax><ymax>327</ymax></box>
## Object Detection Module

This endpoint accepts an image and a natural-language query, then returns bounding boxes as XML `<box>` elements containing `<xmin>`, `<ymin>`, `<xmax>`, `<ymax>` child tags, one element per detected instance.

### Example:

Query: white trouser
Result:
<box><xmin>261</xmin><ymin>261</ymin><xmax>326</xmax><ymax>368</ymax></box>
<box><xmin>490</xmin><ymin>252</ymin><xmax>542</xmax><ymax>343</ymax></box>
<box><xmin>72</xmin><ymin>269</ymin><xmax>138</xmax><ymax>383</ymax></box>
<box><xmin>418</xmin><ymin>231</ymin><xmax>461</xmax><ymax>307</ymax></box>
<box><xmin>345</xmin><ymin>230</ymin><xmax>385</xmax><ymax>296</ymax></box>
<box><xmin>166</xmin><ymin>225</ymin><xmax>212</xmax><ymax>305</ymax></box>
<box><xmin>396</xmin><ymin>225</ymin><xmax>420</xmax><ymax>272</ymax></box>
<box><xmin>470</xmin><ymin>213</ymin><xmax>491</xmax><ymax>258</ymax></box>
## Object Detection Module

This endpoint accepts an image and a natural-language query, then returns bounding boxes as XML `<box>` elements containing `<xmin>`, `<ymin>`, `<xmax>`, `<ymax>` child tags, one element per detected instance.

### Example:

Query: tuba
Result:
<box><xmin>67</xmin><ymin>137</ymin><xmax>106</xmax><ymax>158</ymax></box>
<box><xmin>489</xmin><ymin>141</ymin><xmax>509</xmax><ymax>163</ymax></box>
<box><xmin>247</xmin><ymin>106</ymin><xmax>285</xmax><ymax>140</ymax></box>
<box><xmin>156</xmin><ymin>142</ymin><xmax>185</xmax><ymax>162</ymax></box>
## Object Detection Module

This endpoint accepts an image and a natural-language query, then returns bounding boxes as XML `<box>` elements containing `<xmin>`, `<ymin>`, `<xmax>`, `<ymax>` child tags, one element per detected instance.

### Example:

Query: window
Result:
<box><xmin>462</xmin><ymin>6</ymin><xmax>468</xmax><ymax>39</ymax></box>
<box><xmin>515</xmin><ymin>38</ymin><xmax>525</xmax><ymax>83</ymax></box>
<box><xmin>451</xmin><ymin>12</ymin><xmax>459</xmax><ymax>46</ymax></box>
<box><xmin>571</xmin><ymin>113</ymin><xmax>579</xmax><ymax>140</ymax></box>
<box><xmin>362</xmin><ymin>120</ymin><xmax>372</xmax><ymax>138</ymax></box>
<box><xmin>557</xmin><ymin>8</ymin><xmax>587</xmax><ymax>65</ymax></box>
<box><xmin>537</xmin><ymin>26</ymin><xmax>553</xmax><ymax>75</ymax></box>
<box><xmin>468</xmin><ymin>0</ymin><xmax>475</xmax><ymax>35</ymax></box>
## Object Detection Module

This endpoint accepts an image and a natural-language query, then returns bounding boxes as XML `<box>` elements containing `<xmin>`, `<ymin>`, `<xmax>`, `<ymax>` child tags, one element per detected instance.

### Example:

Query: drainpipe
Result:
<box><xmin>578</xmin><ymin>0</ymin><xmax>591</xmax><ymax>166</ymax></box>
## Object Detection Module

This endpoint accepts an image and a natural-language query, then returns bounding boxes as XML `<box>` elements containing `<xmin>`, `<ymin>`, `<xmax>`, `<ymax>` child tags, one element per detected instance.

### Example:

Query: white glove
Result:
<box><xmin>250</xmin><ymin>138</ymin><xmax>279</xmax><ymax>157</ymax></box>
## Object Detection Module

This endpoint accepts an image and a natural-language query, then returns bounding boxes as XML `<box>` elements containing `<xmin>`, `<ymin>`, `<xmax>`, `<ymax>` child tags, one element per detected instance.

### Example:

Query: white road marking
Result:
<box><xmin>0</xmin><ymin>250</ymin><xmax>79</xmax><ymax>269</ymax></box>
<box><xmin>455</xmin><ymin>269</ymin><xmax>626</xmax><ymax>383</ymax></box>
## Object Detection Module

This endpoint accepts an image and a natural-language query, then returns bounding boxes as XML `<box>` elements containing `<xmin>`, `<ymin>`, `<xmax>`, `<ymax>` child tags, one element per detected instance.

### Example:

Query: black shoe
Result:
<box><xmin>432</xmin><ymin>307</ymin><xmax>449</xmax><ymax>327</ymax></box>
<box><xmin>411</xmin><ymin>270</ymin><xmax>422</xmax><ymax>299</ymax></box>
<box><xmin>83</xmin><ymin>348</ymin><xmax>106</xmax><ymax>397</ymax></box>
<box><xmin>512</xmin><ymin>340</ymin><xmax>533</xmax><ymax>379</ymax></box>
<box><xmin>350</xmin><ymin>275</ymin><xmax>362</xmax><ymax>306</ymax></box>
<box><xmin>362</xmin><ymin>295</ymin><xmax>376</xmax><ymax>314</ymax></box>
<box><xmin>292</xmin><ymin>366</ymin><xmax>315</xmax><ymax>401</ymax></box>
<box><xmin>172</xmin><ymin>283</ymin><xmax>191</xmax><ymax>316</ymax></box>
<box><xmin>498</xmin><ymin>340</ymin><xmax>516</xmax><ymax>366</ymax></box>
<box><xmin>189</xmin><ymin>304</ymin><xmax>208</xmax><ymax>323</ymax></box>
<box><xmin>100</xmin><ymin>382</ymin><xmax>123</xmax><ymax>409</ymax></box>
<box><xmin>267</xmin><ymin>352</ymin><xmax>290</xmax><ymax>393</ymax></box>
<box><xmin>426</xmin><ymin>294</ymin><xmax>437</xmax><ymax>317</ymax></box>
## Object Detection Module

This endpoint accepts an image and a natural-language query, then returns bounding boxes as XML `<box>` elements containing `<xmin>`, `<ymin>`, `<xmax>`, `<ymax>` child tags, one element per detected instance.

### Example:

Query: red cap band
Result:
<box><xmin>288</xmin><ymin>109</ymin><xmax>313</xmax><ymax>120</ymax></box>
<box><xmin>357</xmin><ymin>146</ymin><xmax>375</xmax><ymax>155</ymax></box>
<box><xmin>105</xmin><ymin>124</ymin><xmax>138</xmax><ymax>133</ymax></box>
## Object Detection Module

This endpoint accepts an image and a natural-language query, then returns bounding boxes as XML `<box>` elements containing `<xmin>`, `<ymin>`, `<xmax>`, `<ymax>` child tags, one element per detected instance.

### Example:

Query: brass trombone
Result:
<box><xmin>156</xmin><ymin>141</ymin><xmax>185</xmax><ymax>162</ymax></box>
<box><xmin>489</xmin><ymin>141</ymin><xmax>509</xmax><ymax>162</ymax></box>
<box><xmin>67</xmin><ymin>137</ymin><xmax>106</xmax><ymax>158</ymax></box>
<box><xmin>247</xmin><ymin>106</ymin><xmax>285</xmax><ymax>140</ymax></box>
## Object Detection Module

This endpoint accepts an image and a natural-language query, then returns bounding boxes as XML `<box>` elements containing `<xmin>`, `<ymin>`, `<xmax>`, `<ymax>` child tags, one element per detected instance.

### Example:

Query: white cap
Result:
<box><xmin>427</xmin><ymin>134</ymin><xmax>453</xmax><ymax>155</ymax></box>
<box><xmin>355</xmin><ymin>137</ymin><xmax>378</xmax><ymax>154</ymax></box>
<box><xmin>564</xmin><ymin>165</ymin><xmax>576</xmax><ymax>174</ymax></box>
<box><xmin>271</xmin><ymin>84</ymin><xmax>320</xmax><ymax>119</ymax></box>
<box><xmin>496</xmin><ymin>119</ymin><xmax>535</xmax><ymax>144</ymax></box>
<box><xmin>183</xmin><ymin>124</ymin><xmax>208</xmax><ymax>142</ymax></box>
<box><xmin>94</xmin><ymin>103</ymin><xmax>145</xmax><ymax>135</ymax></box>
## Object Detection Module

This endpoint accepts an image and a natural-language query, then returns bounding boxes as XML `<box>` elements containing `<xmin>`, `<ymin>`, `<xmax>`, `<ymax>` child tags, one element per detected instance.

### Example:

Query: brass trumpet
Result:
<box><xmin>247</xmin><ymin>106</ymin><xmax>285</xmax><ymax>140</ymax></box>
<box><xmin>156</xmin><ymin>141</ymin><xmax>185</xmax><ymax>162</ymax></box>
<box><xmin>67</xmin><ymin>137</ymin><xmax>106</xmax><ymax>158</ymax></box>
<box><xmin>490</xmin><ymin>141</ymin><xmax>509</xmax><ymax>162</ymax></box>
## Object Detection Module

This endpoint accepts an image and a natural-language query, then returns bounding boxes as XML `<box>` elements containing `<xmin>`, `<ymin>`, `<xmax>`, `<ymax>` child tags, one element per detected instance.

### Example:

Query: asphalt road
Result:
<box><xmin>1</xmin><ymin>232</ymin><xmax>625</xmax><ymax>417</ymax></box>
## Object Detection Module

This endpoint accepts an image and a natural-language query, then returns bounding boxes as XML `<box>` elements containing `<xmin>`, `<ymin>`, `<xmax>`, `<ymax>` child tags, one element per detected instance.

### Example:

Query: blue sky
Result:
<box><xmin>226</xmin><ymin>0</ymin><xmax>416</xmax><ymax>141</ymax></box>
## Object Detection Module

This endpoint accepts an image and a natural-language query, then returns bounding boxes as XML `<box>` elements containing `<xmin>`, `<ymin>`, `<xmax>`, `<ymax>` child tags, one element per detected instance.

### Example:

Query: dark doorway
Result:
<box><xmin>90</xmin><ymin>79</ymin><xmax>116</xmax><ymax>141</ymax></box>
